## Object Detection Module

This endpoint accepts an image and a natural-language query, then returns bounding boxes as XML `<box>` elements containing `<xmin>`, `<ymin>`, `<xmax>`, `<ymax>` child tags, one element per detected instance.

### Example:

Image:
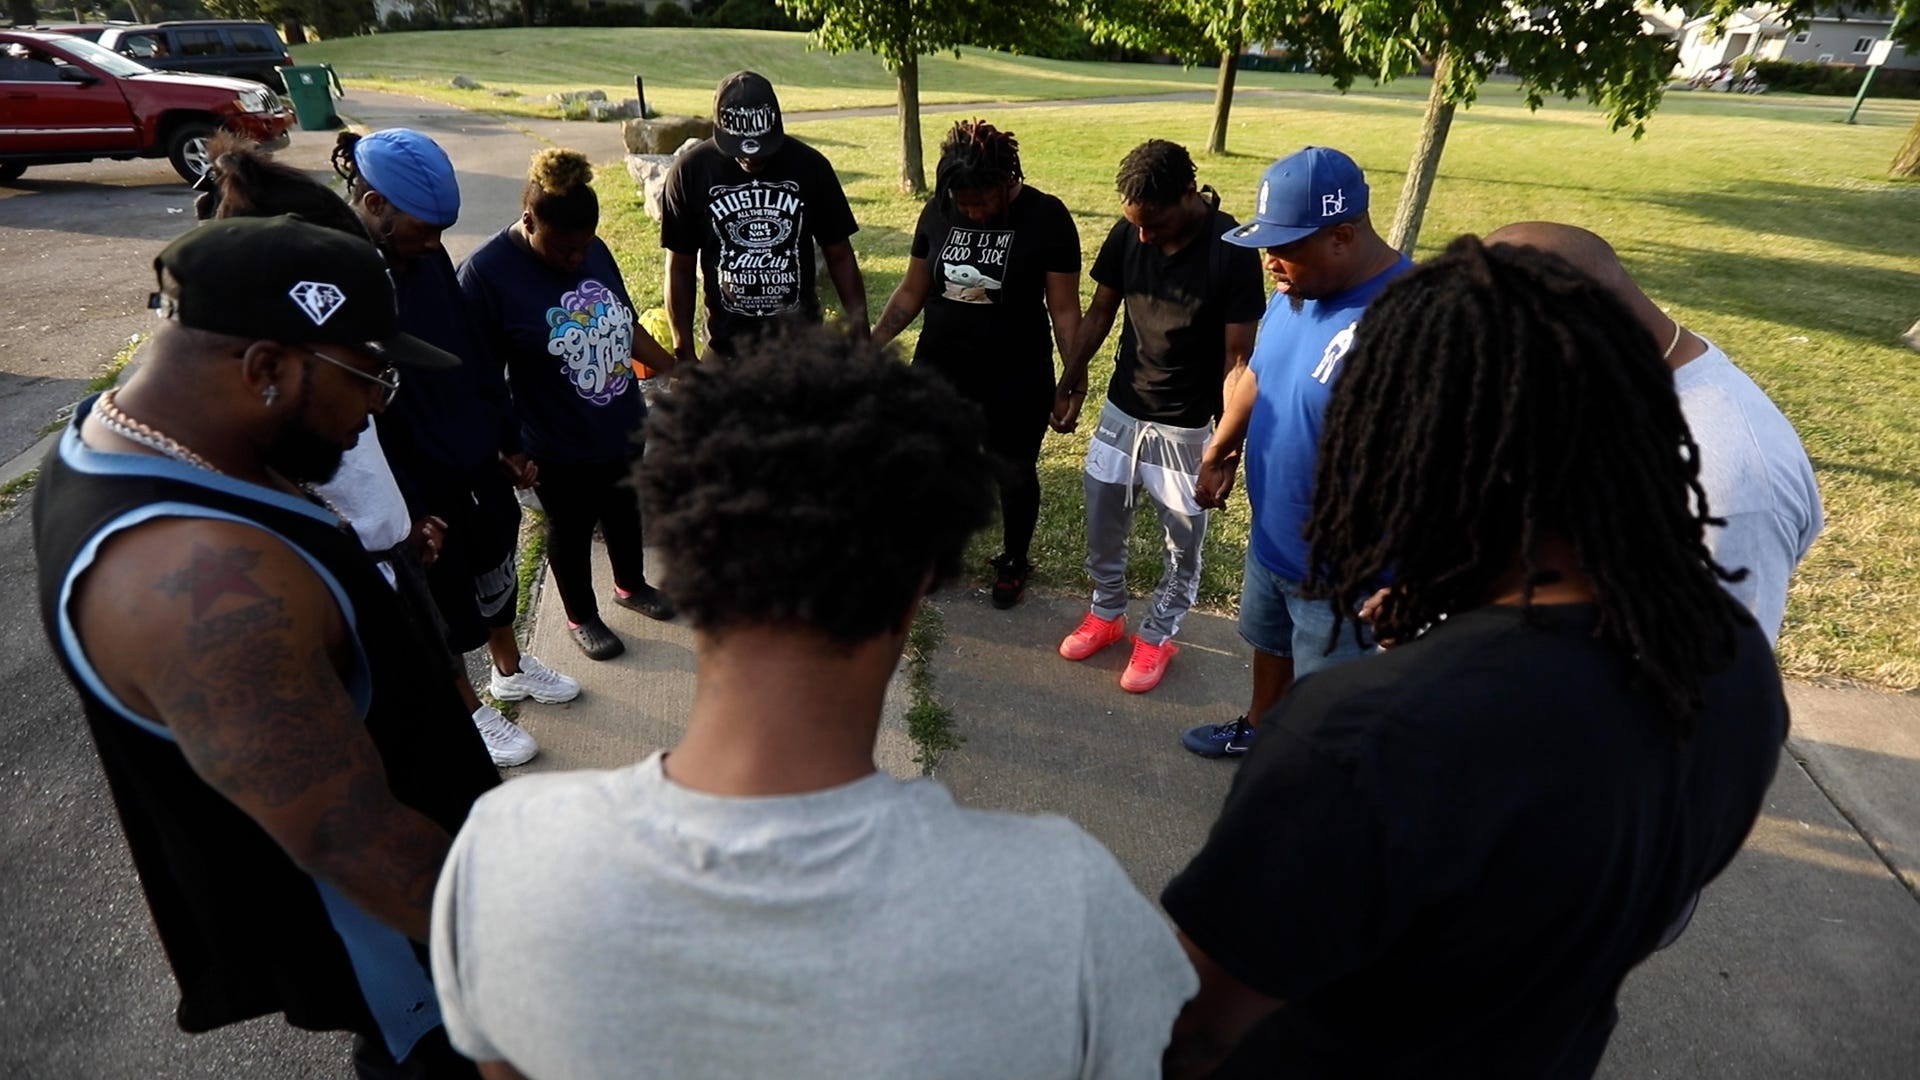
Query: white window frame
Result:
<box><xmin>1792</xmin><ymin>31</ymin><xmax>1811</xmax><ymax>44</ymax></box>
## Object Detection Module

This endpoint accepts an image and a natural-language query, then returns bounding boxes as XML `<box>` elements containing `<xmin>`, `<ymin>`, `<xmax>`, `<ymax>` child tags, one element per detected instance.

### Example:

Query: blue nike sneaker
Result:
<box><xmin>1182</xmin><ymin>715</ymin><xmax>1256</xmax><ymax>758</ymax></box>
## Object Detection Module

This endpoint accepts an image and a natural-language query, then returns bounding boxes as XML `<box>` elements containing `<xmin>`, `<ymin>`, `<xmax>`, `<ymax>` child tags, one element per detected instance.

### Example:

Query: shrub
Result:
<box><xmin>1750</xmin><ymin>59</ymin><xmax>1920</xmax><ymax>99</ymax></box>
<box><xmin>649</xmin><ymin>1</ymin><xmax>693</xmax><ymax>27</ymax></box>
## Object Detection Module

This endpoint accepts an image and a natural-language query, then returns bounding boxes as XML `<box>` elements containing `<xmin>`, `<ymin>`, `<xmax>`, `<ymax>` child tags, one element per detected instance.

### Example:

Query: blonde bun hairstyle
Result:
<box><xmin>529</xmin><ymin>148</ymin><xmax>593</xmax><ymax>194</ymax></box>
<box><xmin>523</xmin><ymin>147</ymin><xmax>599</xmax><ymax>231</ymax></box>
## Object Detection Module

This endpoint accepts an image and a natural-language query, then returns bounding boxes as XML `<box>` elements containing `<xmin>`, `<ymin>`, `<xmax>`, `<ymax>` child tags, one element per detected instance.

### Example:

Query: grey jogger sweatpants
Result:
<box><xmin>1082</xmin><ymin>400</ymin><xmax>1210</xmax><ymax>645</ymax></box>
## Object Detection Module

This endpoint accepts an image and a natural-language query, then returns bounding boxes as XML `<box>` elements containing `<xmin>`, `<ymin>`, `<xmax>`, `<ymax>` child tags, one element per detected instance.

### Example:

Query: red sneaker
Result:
<box><xmin>1059</xmin><ymin>611</ymin><xmax>1127</xmax><ymax>661</ymax></box>
<box><xmin>1119</xmin><ymin>636</ymin><xmax>1179</xmax><ymax>693</ymax></box>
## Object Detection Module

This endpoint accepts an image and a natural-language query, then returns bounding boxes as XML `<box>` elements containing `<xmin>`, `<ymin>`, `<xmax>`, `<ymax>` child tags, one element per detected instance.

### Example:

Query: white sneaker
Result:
<box><xmin>488</xmin><ymin>655</ymin><xmax>581</xmax><ymax>704</ymax></box>
<box><xmin>472</xmin><ymin>704</ymin><xmax>538</xmax><ymax>768</ymax></box>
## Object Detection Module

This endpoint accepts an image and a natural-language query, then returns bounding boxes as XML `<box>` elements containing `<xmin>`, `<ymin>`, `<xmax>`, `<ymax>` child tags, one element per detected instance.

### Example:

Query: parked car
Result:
<box><xmin>22</xmin><ymin>23</ymin><xmax>119</xmax><ymax>42</ymax></box>
<box><xmin>0</xmin><ymin>30</ymin><xmax>293</xmax><ymax>183</ymax></box>
<box><xmin>97</xmin><ymin>20</ymin><xmax>291</xmax><ymax>92</ymax></box>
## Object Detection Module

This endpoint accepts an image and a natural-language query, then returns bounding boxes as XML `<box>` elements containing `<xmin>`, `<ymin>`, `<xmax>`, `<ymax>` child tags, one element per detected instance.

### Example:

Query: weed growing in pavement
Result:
<box><xmin>0</xmin><ymin>468</ymin><xmax>38</xmax><ymax>516</ymax></box>
<box><xmin>905</xmin><ymin>606</ymin><xmax>962</xmax><ymax>776</ymax></box>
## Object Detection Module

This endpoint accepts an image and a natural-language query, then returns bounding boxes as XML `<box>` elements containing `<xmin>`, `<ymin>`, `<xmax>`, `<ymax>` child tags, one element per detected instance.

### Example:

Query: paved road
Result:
<box><xmin>5</xmin><ymin>87</ymin><xmax>1918</xmax><ymax>1077</ymax></box>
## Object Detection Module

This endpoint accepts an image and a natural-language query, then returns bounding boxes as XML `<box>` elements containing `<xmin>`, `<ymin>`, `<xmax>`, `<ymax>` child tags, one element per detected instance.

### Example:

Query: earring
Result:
<box><xmin>263</xmin><ymin>386</ymin><xmax>280</xmax><ymax>406</ymax></box>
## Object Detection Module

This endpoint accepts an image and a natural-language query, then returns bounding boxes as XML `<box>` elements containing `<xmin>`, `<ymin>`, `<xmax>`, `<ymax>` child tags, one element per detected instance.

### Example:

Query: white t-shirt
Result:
<box><xmin>431</xmin><ymin>753</ymin><xmax>1197</xmax><ymax>1079</ymax></box>
<box><xmin>313</xmin><ymin>425</ymin><xmax>410</xmax><ymax>587</ymax></box>
<box><xmin>1675</xmin><ymin>340</ymin><xmax>1823</xmax><ymax>644</ymax></box>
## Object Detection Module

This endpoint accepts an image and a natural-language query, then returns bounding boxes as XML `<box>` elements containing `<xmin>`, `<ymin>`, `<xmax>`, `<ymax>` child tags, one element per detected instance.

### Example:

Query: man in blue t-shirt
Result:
<box><xmin>1183</xmin><ymin>147</ymin><xmax>1412</xmax><ymax>759</ymax></box>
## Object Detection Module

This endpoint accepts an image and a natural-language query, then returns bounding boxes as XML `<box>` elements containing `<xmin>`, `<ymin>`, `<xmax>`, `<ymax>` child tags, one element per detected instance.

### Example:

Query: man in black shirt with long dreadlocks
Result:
<box><xmin>1159</xmin><ymin>235</ymin><xmax>1787</xmax><ymax>1079</ymax></box>
<box><xmin>873</xmin><ymin>118</ymin><xmax>1083</xmax><ymax>609</ymax></box>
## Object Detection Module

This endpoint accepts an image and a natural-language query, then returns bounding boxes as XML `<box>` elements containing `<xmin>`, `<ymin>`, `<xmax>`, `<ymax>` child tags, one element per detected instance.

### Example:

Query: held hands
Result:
<box><xmin>410</xmin><ymin>516</ymin><xmax>448</xmax><ymax>569</ymax></box>
<box><xmin>1358</xmin><ymin>587</ymin><xmax>1402</xmax><ymax>649</ymax></box>
<box><xmin>502</xmin><ymin>452</ymin><xmax>539</xmax><ymax>490</ymax></box>
<box><xmin>1195</xmin><ymin>449</ymin><xmax>1241</xmax><ymax>510</ymax></box>
<box><xmin>1050</xmin><ymin>383</ymin><xmax>1087</xmax><ymax>434</ymax></box>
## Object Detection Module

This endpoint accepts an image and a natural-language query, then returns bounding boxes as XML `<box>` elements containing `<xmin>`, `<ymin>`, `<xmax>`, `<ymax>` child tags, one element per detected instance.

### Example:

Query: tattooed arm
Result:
<box><xmin>72</xmin><ymin>517</ymin><xmax>453</xmax><ymax>942</ymax></box>
<box><xmin>870</xmin><ymin>255</ymin><xmax>932</xmax><ymax>350</ymax></box>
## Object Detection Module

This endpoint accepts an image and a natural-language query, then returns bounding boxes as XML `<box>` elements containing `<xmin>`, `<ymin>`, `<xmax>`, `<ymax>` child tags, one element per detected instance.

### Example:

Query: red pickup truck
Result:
<box><xmin>1</xmin><ymin>29</ymin><xmax>292</xmax><ymax>183</ymax></box>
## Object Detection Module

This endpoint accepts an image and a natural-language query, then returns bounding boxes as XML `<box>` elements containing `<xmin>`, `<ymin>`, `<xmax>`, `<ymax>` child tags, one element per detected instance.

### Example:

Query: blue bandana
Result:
<box><xmin>354</xmin><ymin>128</ymin><xmax>460</xmax><ymax>228</ymax></box>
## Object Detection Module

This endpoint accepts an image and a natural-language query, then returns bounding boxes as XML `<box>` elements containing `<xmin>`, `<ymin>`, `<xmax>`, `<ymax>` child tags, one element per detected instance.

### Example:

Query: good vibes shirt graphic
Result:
<box><xmin>547</xmin><ymin>279</ymin><xmax>635</xmax><ymax>405</ymax></box>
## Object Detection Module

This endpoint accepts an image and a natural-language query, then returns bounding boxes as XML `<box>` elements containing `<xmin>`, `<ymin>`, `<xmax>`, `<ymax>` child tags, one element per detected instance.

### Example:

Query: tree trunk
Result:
<box><xmin>1207</xmin><ymin>35</ymin><xmax>1242</xmax><ymax>156</ymax></box>
<box><xmin>7</xmin><ymin>0</ymin><xmax>36</xmax><ymax>29</ymax></box>
<box><xmin>1388</xmin><ymin>50</ymin><xmax>1459</xmax><ymax>257</ymax></box>
<box><xmin>122</xmin><ymin>0</ymin><xmax>145</xmax><ymax>24</ymax></box>
<box><xmin>282</xmin><ymin>20</ymin><xmax>308</xmax><ymax>45</ymax></box>
<box><xmin>1894</xmin><ymin>112</ymin><xmax>1920</xmax><ymax>178</ymax></box>
<box><xmin>898</xmin><ymin>52</ymin><xmax>926</xmax><ymax>196</ymax></box>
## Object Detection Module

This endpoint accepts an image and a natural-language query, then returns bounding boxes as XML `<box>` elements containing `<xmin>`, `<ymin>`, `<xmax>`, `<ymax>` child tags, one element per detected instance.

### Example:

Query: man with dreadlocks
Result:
<box><xmin>873</xmin><ymin>118</ymin><xmax>1083</xmax><ymax>608</ymax></box>
<box><xmin>1182</xmin><ymin>146</ymin><xmax>1410</xmax><ymax>759</ymax></box>
<box><xmin>1486</xmin><ymin>221</ymin><xmax>1823</xmax><ymax>645</ymax></box>
<box><xmin>1054</xmin><ymin>139</ymin><xmax>1265</xmax><ymax>693</ymax></box>
<box><xmin>1158</xmin><ymin>236</ymin><xmax>1787</xmax><ymax>1079</ymax></box>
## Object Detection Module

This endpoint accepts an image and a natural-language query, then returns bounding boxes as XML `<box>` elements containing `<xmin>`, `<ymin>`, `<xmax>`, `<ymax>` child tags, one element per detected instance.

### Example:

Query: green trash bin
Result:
<box><xmin>283</xmin><ymin>64</ymin><xmax>343</xmax><ymax>132</ymax></box>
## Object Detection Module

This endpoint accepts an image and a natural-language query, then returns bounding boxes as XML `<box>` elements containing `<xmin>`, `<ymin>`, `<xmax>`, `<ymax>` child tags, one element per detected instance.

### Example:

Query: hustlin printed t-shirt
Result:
<box><xmin>660</xmin><ymin>138</ymin><xmax>859</xmax><ymax>355</ymax></box>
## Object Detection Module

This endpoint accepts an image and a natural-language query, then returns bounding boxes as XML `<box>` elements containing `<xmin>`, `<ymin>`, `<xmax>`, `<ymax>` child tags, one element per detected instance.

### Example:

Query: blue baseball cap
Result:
<box><xmin>353</xmin><ymin>128</ymin><xmax>460</xmax><ymax>228</ymax></box>
<box><xmin>1223</xmin><ymin>146</ymin><xmax>1368</xmax><ymax>248</ymax></box>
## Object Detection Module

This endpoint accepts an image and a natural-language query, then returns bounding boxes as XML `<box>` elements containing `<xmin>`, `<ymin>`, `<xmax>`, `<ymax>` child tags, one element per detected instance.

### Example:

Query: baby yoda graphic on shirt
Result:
<box><xmin>938</xmin><ymin>227</ymin><xmax>1012</xmax><ymax>304</ymax></box>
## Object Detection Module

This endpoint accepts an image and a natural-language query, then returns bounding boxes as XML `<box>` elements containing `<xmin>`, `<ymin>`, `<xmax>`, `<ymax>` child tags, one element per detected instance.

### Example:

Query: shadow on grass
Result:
<box><xmin>1810</xmin><ymin>458</ymin><xmax>1920</xmax><ymax>490</ymax></box>
<box><xmin>1629</xmin><ymin>239</ymin><xmax>1920</xmax><ymax>343</ymax></box>
<box><xmin>1638</xmin><ymin>177</ymin><xmax>1920</xmax><ymax>252</ymax></box>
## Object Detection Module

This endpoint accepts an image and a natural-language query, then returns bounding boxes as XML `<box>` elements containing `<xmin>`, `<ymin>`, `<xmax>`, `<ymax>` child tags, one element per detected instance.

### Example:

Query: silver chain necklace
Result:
<box><xmin>95</xmin><ymin>388</ymin><xmax>350</xmax><ymax>524</ymax></box>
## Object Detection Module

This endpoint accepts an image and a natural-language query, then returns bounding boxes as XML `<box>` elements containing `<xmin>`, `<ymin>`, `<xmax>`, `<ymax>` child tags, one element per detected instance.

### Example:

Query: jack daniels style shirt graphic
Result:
<box><xmin>660</xmin><ymin>138</ymin><xmax>860</xmax><ymax>356</ymax></box>
<box><xmin>908</xmin><ymin>185</ymin><xmax>1080</xmax><ymax>395</ymax></box>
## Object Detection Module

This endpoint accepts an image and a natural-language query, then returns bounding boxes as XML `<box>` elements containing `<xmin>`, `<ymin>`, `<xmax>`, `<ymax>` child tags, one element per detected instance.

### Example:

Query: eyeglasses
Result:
<box><xmin>302</xmin><ymin>347</ymin><xmax>401</xmax><ymax>407</ymax></box>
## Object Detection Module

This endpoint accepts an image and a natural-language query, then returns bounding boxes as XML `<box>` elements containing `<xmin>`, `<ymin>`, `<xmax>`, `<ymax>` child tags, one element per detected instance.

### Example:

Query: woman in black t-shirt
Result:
<box><xmin>873</xmin><ymin>120</ymin><xmax>1083</xmax><ymax>609</ymax></box>
<box><xmin>460</xmin><ymin>149</ymin><xmax>679</xmax><ymax>661</ymax></box>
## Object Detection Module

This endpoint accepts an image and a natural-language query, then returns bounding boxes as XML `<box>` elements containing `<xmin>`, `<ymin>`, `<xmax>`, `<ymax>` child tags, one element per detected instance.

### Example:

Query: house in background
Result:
<box><xmin>1647</xmin><ymin>4</ymin><xmax>1919</xmax><ymax>76</ymax></box>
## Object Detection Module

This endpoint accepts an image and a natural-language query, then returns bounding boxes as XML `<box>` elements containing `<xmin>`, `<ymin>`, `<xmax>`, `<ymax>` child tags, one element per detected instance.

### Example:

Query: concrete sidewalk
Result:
<box><xmin>512</xmin><ymin>541</ymin><xmax>1920</xmax><ymax>1078</ymax></box>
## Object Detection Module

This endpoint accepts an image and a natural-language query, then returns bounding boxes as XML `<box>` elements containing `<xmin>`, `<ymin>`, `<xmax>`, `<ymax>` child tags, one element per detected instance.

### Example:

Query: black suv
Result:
<box><xmin>97</xmin><ymin>21</ymin><xmax>290</xmax><ymax>91</ymax></box>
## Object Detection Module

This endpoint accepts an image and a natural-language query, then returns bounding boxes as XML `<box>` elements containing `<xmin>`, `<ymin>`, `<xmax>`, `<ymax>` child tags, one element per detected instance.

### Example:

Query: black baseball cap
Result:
<box><xmin>712</xmin><ymin>71</ymin><xmax>786</xmax><ymax>161</ymax></box>
<box><xmin>149</xmin><ymin>215</ymin><xmax>459</xmax><ymax>369</ymax></box>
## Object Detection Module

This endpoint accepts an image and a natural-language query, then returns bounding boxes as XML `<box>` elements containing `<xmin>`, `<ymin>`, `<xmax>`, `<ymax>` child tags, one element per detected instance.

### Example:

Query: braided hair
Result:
<box><xmin>1116</xmin><ymin>139</ymin><xmax>1194</xmax><ymax>206</ymax></box>
<box><xmin>1303</xmin><ymin>235</ymin><xmax>1749</xmax><ymax>734</ymax></box>
<box><xmin>199</xmin><ymin>131</ymin><xmax>369</xmax><ymax>241</ymax></box>
<box><xmin>330</xmin><ymin>130</ymin><xmax>370</xmax><ymax>202</ymax></box>
<box><xmin>934</xmin><ymin>118</ymin><xmax>1023</xmax><ymax>208</ymax></box>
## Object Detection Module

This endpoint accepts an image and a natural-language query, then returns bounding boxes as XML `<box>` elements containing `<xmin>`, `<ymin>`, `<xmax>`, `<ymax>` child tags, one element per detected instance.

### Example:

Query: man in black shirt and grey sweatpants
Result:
<box><xmin>1053</xmin><ymin>139</ymin><xmax>1265</xmax><ymax>695</ymax></box>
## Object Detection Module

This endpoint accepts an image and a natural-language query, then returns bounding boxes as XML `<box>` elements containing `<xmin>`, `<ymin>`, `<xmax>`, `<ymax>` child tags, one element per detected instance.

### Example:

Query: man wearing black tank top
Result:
<box><xmin>33</xmin><ymin>217</ymin><xmax>498</xmax><ymax>1079</ymax></box>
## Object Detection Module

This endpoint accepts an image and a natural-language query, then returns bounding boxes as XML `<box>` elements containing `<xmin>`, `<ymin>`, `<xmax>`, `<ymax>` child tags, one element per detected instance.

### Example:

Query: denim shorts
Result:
<box><xmin>1237</xmin><ymin>551</ymin><xmax>1373</xmax><ymax>677</ymax></box>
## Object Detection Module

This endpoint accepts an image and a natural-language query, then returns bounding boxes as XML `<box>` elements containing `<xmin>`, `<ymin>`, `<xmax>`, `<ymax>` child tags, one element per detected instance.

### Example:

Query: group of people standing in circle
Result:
<box><xmin>31</xmin><ymin>63</ymin><xmax>1833</xmax><ymax>1080</ymax></box>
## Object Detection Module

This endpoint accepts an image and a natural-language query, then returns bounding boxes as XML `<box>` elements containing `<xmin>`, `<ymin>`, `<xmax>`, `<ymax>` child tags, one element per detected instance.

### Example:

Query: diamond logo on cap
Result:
<box><xmin>289</xmin><ymin>281</ymin><xmax>347</xmax><ymax>326</ymax></box>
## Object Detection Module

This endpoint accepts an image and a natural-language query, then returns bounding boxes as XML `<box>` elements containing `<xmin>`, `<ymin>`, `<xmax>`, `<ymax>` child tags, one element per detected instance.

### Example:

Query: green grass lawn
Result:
<box><xmin>365</xmin><ymin>28</ymin><xmax>1919</xmax><ymax>688</ymax></box>
<box><xmin>293</xmin><ymin>26</ymin><xmax>1427</xmax><ymax>118</ymax></box>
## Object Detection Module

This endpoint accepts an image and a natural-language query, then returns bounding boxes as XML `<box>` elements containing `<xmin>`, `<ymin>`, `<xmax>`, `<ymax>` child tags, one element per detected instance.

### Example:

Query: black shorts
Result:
<box><xmin>423</xmin><ymin>472</ymin><xmax>523</xmax><ymax>654</ymax></box>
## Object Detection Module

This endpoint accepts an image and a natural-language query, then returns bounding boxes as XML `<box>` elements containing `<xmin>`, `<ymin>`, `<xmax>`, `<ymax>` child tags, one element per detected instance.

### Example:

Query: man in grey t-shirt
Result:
<box><xmin>1489</xmin><ymin>223</ymin><xmax>1822</xmax><ymax>644</ymax></box>
<box><xmin>429</xmin><ymin>323</ymin><xmax>1196</xmax><ymax>1080</ymax></box>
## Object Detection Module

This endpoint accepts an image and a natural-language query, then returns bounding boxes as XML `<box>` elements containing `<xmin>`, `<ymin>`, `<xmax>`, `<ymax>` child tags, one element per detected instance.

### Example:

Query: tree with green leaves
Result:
<box><xmin>1274</xmin><ymin>0</ymin><xmax>1675</xmax><ymax>254</ymax></box>
<box><xmin>1080</xmin><ymin>0</ymin><xmax>1311</xmax><ymax>155</ymax></box>
<box><xmin>776</xmin><ymin>0</ymin><xmax>1066</xmax><ymax>194</ymax></box>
